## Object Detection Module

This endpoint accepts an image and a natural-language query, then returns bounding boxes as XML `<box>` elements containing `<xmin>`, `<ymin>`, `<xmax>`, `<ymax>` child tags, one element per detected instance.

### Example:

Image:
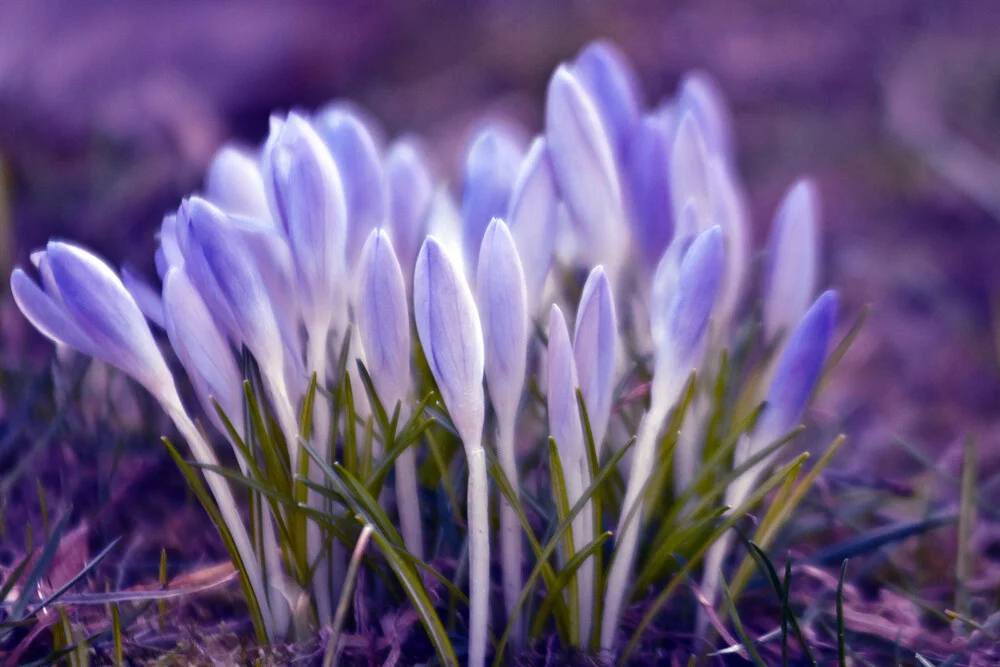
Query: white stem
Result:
<box><xmin>165</xmin><ymin>401</ymin><xmax>276</xmax><ymax>641</ymax></box>
<box><xmin>261</xmin><ymin>503</ymin><xmax>292</xmax><ymax>636</ymax></box>
<box><xmin>600</xmin><ymin>406</ymin><xmax>665</xmax><ymax>652</ymax></box>
<box><xmin>496</xmin><ymin>419</ymin><xmax>523</xmax><ymax>649</ymax></box>
<box><xmin>466</xmin><ymin>446</ymin><xmax>490</xmax><ymax>667</ymax></box>
<box><xmin>305</xmin><ymin>333</ymin><xmax>333</xmax><ymax>625</ymax></box>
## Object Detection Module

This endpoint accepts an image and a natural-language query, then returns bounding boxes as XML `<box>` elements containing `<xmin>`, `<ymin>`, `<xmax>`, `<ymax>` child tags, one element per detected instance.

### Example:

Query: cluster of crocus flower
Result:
<box><xmin>10</xmin><ymin>39</ymin><xmax>838</xmax><ymax>665</ymax></box>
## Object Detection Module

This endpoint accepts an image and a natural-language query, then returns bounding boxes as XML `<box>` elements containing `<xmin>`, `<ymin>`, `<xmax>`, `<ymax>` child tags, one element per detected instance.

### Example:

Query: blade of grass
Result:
<box><xmin>720</xmin><ymin>577</ymin><xmax>768</xmax><ymax>667</ymax></box>
<box><xmin>548</xmin><ymin>437</ymin><xmax>579</xmax><ymax>645</ymax></box>
<box><xmin>324</xmin><ymin>525</ymin><xmax>373</xmax><ymax>667</ymax></box>
<box><xmin>530</xmin><ymin>532</ymin><xmax>611</xmax><ymax>638</ymax></box>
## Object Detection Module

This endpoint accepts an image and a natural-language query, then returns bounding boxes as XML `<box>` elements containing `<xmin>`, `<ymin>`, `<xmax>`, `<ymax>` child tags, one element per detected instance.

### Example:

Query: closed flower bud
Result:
<box><xmin>386</xmin><ymin>137</ymin><xmax>435</xmax><ymax>281</ymax></box>
<box><xmin>627</xmin><ymin>114</ymin><xmax>674</xmax><ymax>273</ymax></box>
<box><xmin>573</xmin><ymin>266</ymin><xmax>617</xmax><ymax>456</ymax></box>
<box><xmin>121</xmin><ymin>265</ymin><xmax>165</xmax><ymax>329</ymax></box>
<box><xmin>413</xmin><ymin>236</ymin><xmax>485</xmax><ymax>446</ymax></box>
<box><xmin>262</xmin><ymin>112</ymin><xmax>348</xmax><ymax>331</ymax></box>
<box><xmin>654</xmin><ymin>226</ymin><xmax>724</xmax><ymax>404</ymax></box>
<box><xmin>476</xmin><ymin>218</ymin><xmax>528</xmax><ymax>425</ymax></box>
<box><xmin>761</xmin><ymin>289</ymin><xmax>838</xmax><ymax>438</ymax></box>
<box><xmin>546</xmin><ymin>65</ymin><xmax>625</xmax><ymax>269</ymax></box>
<box><xmin>676</xmin><ymin>72</ymin><xmax>734</xmax><ymax>165</ymax></box>
<box><xmin>461</xmin><ymin>125</ymin><xmax>524</xmax><ymax>278</ymax></box>
<box><xmin>314</xmin><ymin>106</ymin><xmax>386</xmax><ymax>267</ymax></box>
<box><xmin>356</xmin><ymin>229</ymin><xmax>411</xmax><ymax>407</ymax></box>
<box><xmin>163</xmin><ymin>266</ymin><xmax>243</xmax><ymax>437</ymax></box>
<box><xmin>573</xmin><ymin>39</ymin><xmax>643</xmax><ymax>165</ymax></box>
<box><xmin>669</xmin><ymin>112</ymin><xmax>712</xmax><ymax>231</ymax></box>
<box><xmin>205</xmin><ymin>144</ymin><xmax>271</xmax><ymax>220</ymax></box>
<box><xmin>507</xmin><ymin>137</ymin><xmax>558</xmax><ymax>315</ymax></box>
<box><xmin>547</xmin><ymin>305</ymin><xmax>584</xmax><ymax>465</ymax></box>
<box><xmin>763</xmin><ymin>179</ymin><xmax>819</xmax><ymax>342</ymax></box>
<box><xmin>14</xmin><ymin>242</ymin><xmax>176</xmax><ymax>404</ymax></box>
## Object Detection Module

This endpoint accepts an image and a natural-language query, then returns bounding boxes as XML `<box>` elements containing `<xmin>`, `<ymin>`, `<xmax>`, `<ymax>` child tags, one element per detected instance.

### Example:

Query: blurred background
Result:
<box><xmin>1</xmin><ymin>0</ymin><xmax>999</xmax><ymax>481</ymax></box>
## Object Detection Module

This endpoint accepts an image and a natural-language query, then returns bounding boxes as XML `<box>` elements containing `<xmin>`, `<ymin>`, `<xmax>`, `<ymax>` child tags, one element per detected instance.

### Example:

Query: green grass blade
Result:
<box><xmin>530</xmin><ymin>532</ymin><xmax>611</xmax><ymax>639</ymax></box>
<box><xmin>720</xmin><ymin>577</ymin><xmax>768</xmax><ymax>667</ymax></box>
<box><xmin>548</xmin><ymin>437</ymin><xmax>579</xmax><ymax>645</ymax></box>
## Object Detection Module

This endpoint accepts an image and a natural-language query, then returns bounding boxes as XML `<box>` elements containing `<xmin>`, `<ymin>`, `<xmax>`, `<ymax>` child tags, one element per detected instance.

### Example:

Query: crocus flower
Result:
<box><xmin>763</xmin><ymin>179</ymin><xmax>819</xmax><ymax>342</ymax></box>
<box><xmin>205</xmin><ymin>144</ymin><xmax>272</xmax><ymax>220</ymax></box>
<box><xmin>184</xmin><ymin>197</ymin><xmax>300</xmax><ymax>464</ymax></box>
<box><xmin>314</xmin><ymin>106</ymin><xmax>386</xmax><ymax>268</ymax></box>
<box><xmin>476</xmin><ymin>217</ymin><xmax>528</xmax><ymax>644</ymax></box>
<box><xmin>548</xmin><ymin>304</ymin><xmax>596</xmax><ymax>645</ymax></box>
<box><xmin>627</xmin><ymin>114</ymin><xmax>674</xmax><ymax>273</ymax></box>
<box><xmin>162</xmin><ymin>266</ymin><xmax>243</xmax><ymax>447</ymax></box>
<box><xmin>507</xmin><ymin>137</ymin><xmax>559</xmax><ymax>315</ymax></box>
<box><xmin>546</xmin><ymin>65</ymin><xmax>627</xmax><ymax>273</ymax></box>
<box><xmin>11</xmin><ymin>241</ymin><xmax>275</xmax><ymax>639</ymax></box>
<box><xmin>356</xmin><ymin>229</ymin><xmax>424</xmax><ymax>559</ymax></box>
<box><xmin>602</xmin><ymin>226</ymin><xmax>724</xmax><ymax>652</ymax></box>
<box><xmin>413</xmin><ymin>236</ymin><xmax>489</xmax><ymax>667</ymax></box>
<box><xmin>461</xmin><ymin>125</ymin><xmax>524</xmax><ymax>278</ymax></box>
<box><xmin>573</xmin><ymin>266</ymin><xmax>617</xmax><ymax>458</ymax></box>
<box><xmin>669</xmin><ymin>112</ymin><xmax>713</xmax><ymax>232</ymax></box>
<box><xmin>120</xmin><ymin>265</ymin><xmax>165</xmax><ymax>329</ymax></box>
<box><xmin>572</xmin><ymin>39</ymin><xmax>643</xmax><ymax>168</ymax></box>
<box><xmin>698</xmin><ymin>290</ymin><xmax>838</xmax><ymax>635</ymax></box>
<box><xmin>676</xmin><ymin>72</ymin><xmax>735</xmax><ymax>167</ymax></box>
<box><xmin>262</xmin><ymin>112</ymin><xmax>348</xmax><ymax>342</ymax></box>
<box><xmin>386</xmin><ymin>137</ymin><xmax>435</xmax><ymax>282</ymax></box>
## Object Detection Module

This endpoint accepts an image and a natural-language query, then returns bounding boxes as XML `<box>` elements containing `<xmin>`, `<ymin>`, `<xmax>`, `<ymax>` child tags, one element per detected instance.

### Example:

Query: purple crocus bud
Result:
<box><xmin>356</xmin><ymin>229</ymin><xmax>411</xmax><ymax>407</ymax></box>
<box><xmin>476</xmin><ymin>218</ymin><xmax>528</xmax><ymax>425</ymax></box>
<box><xmin>261</xmin><ymin>112</ymin><xmax>347</xmax><ymax>332</ymax></box>
<box><xmin>649</xmin><ymin>202</ymin><xmax>699</xmax><ymax>349</ymax></box>
<box><xmin>186</xmin><ymin>198</ymin><xmax>286</xmax><ymax>385</ymax></box>
<box><xmin>506</xmin><ymin>137</ymin><xmax>558</xmax><ymax>315</ymax></box>
<box><xmin>669</xmin><ymin>112</ymin><xmax>712</xmax><ymax>231</ymax></box>
<box><xmin>573</xmin><ymin>266</ymin><xmax>617</xmax><ymax>457</ymax></box>
<box><xmin>763</xmin><ymin>179</ymin><xmax>819</xmax><ymax>343</ymax></box>
<box><xmin>386</xmin><ymin>137</ymin><xmax>435</xmax><ymax>282</ymax></box>
<box><xmin>13</xmin><ymin>242</ymin><xmax>176</xmax><ymax>404</ymax></box>
<box><xmin>547</xmin><ymin>305</ymin><xmax>584</xmax><ymax>466</ymax></box>
<box><xmin>121</xmin><ymin>265</ymin><xmax>165</xmax><ymax>329</ymax></box>
<box><xmin>626</xmin><ymin>114</ymin><xmax>673</xmax><ymax>272</ymax></box>
<box><xmin>708</xmin><ymin>159</ymin><xmax>750</xmax><ymax>335</ymax></box>
<box><xmin>761</xmin><ymin>290</ymin><xmax>838</xmax><ymax>437</ymax></box>
<box><xmin>573</xmin><ymin>39</ymin><xmax>644</xmax><ymax>165</ymax></box>
<box><xmin>546</xmin><ymin>65</ymin><xmax>625</xmax><ymax>269</ymax></box>
<box><xmin>314</xmin><ymin>106</ymin><xmax>386</xmax><ymax>267</ymax></box>
<box><xmin>205</xmin><ymin>144</ymin><xmax>271</xmax><ymax>220</ymax></box>
<box><xmin>676</xmin><ymin>72</ymin><xmax>734</xmax><ymax>165</ymax></box>
<box><xmin>162</xmin><ymin>266</ymin><xmax>243</xmax><ymax>437</ymax></box>
<box><xmin>461</xmin><ymin>124</ymin><xmax>524</xmax><ymax>278</ymax></box>
<box><xmin>413</xmin><ymin>236</ymin><xmax>485</xmax><ymax>446</ymax></box>
<box><xmin>425</xmin><ymin>186</ymin><xmax>465</xmax><ymax>275</ymax></box>
<box><xmin>654</xmin><ymin>226</ymin><xmax>724</xmax><ymax>403</ymax></box>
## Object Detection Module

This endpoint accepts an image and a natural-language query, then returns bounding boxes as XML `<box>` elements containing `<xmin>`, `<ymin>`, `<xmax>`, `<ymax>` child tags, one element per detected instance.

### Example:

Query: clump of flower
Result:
<box><xmin>11</xmin><ymin>39</ymin><xmax>843</xmax><ymax>665</ymax></box>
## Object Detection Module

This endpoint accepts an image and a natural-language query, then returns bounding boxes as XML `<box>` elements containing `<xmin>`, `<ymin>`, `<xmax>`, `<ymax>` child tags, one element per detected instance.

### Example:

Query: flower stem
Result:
<box><xmin>466</xmin><ymin>445</ymin><xmax>490</xmax><ymax>667</ymax></box>
<box><xmin>306</xmin><ymin>333</ymin><xmax>333</xmax><ymax>625</ymax></box>
<box><xmin>497</xmin><ymin>419</ymin><xmax>523</xmax><ymax>649</ymax></box>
